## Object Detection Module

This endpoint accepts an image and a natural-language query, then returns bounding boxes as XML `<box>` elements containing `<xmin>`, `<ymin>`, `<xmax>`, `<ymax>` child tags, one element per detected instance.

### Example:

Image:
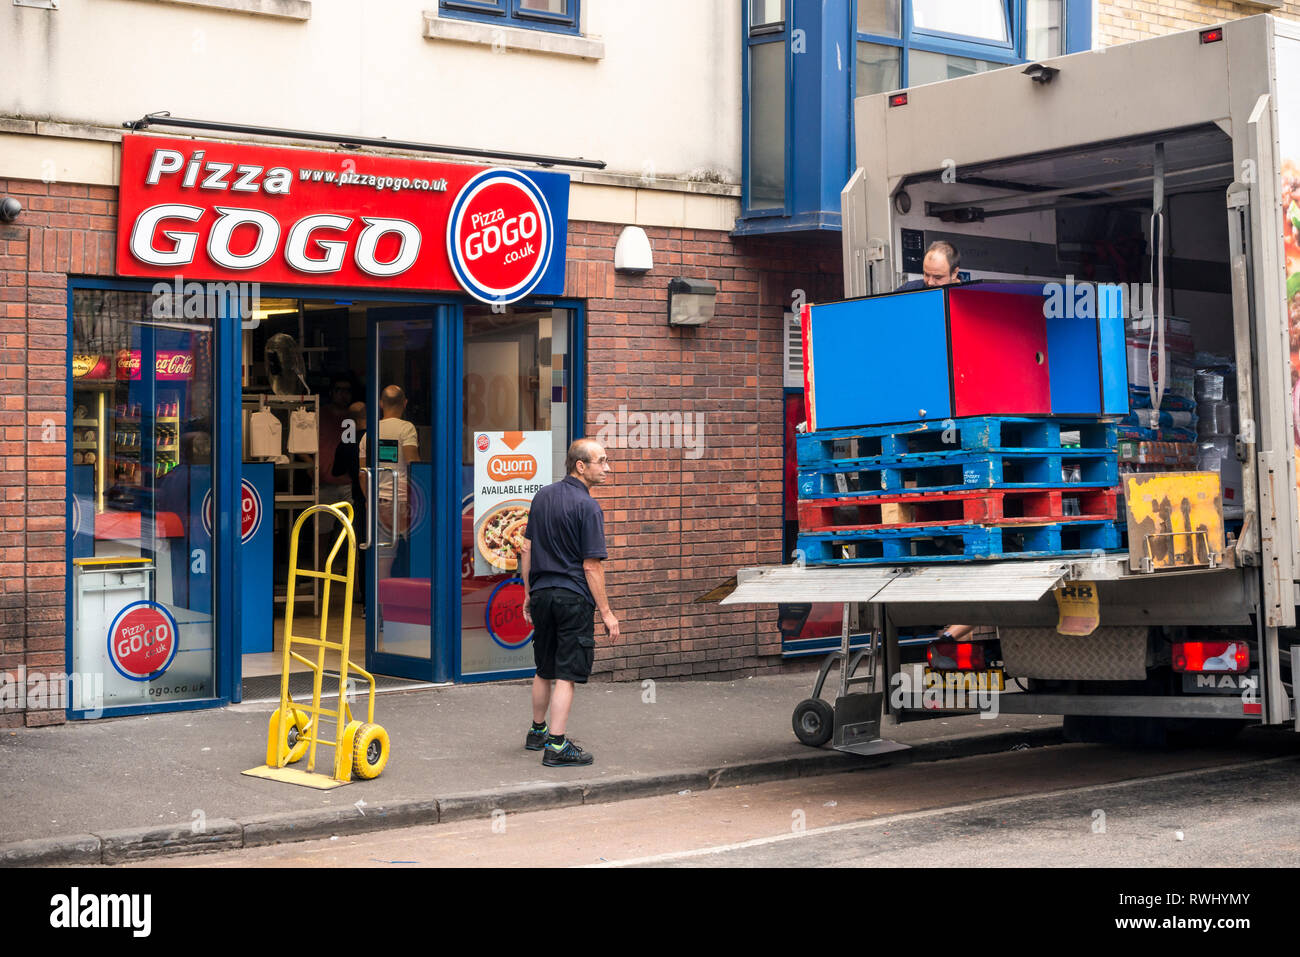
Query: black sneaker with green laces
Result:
<box><xmin>541</xmin><ymin>736</ymin><xmax>593</xmax><ymax>767</ymax></box>
<box><xmin>525</xmin><ymin>723</ymin><xmax>549</xmax><ymax>751</ymax></box>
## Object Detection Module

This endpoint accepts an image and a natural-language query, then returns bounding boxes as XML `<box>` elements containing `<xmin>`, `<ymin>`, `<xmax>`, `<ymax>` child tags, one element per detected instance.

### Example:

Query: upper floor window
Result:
<box><xmin>746</xmin><ymin>0</ymin><xmax>787</xmax><ymax>213</ymax></box>
<box><xmin>856</xmin><ymin>0</ymin><xmax>1067</xmax><ymax>97</ymax></box>
<box><xmin>439</xmin><ymin>0</ymin><xmax>580</xmax><ymax>35</ymax></box>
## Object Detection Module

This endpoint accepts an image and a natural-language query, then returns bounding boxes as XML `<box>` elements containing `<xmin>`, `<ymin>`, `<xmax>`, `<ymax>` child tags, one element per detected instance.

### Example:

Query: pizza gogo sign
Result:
<box><xmin>109</xmin><ymin>601</ymin><xmax>179</xmax><ymax>682</ymax></box>
<box><xmin>448</xmin><ymin>168</ymin><xmax>554</xmax><ymax>304</ymax></box>
<box><xmin>201</xmin><ymin>479</ymin><xmax>264</xmax><ymax>544</ymax></box>
<box><xmin>116</xmin><ymin>134</ymin><xmax>568</xmax><ymax>304</ymax></box>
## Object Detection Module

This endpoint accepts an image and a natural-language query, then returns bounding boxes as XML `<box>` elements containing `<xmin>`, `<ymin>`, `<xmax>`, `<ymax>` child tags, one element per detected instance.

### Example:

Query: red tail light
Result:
<box><xmin>928</xmin><ymin>641</ymin><xmax>986</xmax><ymax>670</ymax></box>
<box><xmin>1172</xmin><ymin>641</ymin><xmax>1249</xmax><ymax>673</ymax></box>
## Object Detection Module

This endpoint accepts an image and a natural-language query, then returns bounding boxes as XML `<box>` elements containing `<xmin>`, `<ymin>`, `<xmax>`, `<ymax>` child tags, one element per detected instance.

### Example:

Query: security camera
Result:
<box><xmin>0</xmin><ymin>197</ymin><xmax>21</xmax><ymax>223</ymax></box>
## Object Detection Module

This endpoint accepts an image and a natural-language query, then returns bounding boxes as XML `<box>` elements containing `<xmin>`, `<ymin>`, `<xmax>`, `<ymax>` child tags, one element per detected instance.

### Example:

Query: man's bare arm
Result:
<box><xmin>520</xmin><ymin>540</ymin><xmax>532</xmax><ymax>624</ymax></box>
<box><xmin>583</xmin><ymin>558</ymin><xmax>620</xmax><ymax>641</ymax></box>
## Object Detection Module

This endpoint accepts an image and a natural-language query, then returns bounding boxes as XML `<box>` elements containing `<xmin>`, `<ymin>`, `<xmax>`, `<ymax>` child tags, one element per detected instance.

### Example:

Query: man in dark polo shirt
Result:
<box><xmin>520</xmin><ymin>438</ymin><xmax>619</xmax><ymax>767</ymax></box>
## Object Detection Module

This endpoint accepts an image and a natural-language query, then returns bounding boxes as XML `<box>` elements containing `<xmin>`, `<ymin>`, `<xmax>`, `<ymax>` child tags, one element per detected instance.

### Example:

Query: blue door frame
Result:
<box><xmin>66</xmin><ymin>279</ymin><xmax>585</xmax><ymax>713</ymax></box>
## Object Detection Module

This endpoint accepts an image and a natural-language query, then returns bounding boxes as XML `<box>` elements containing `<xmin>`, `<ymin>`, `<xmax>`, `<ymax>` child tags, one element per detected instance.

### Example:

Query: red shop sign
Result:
<box><xmin>115</xmin><ymin>349</ymin><xmax>195</xmax><ymax>380</ymax></box>
<box><xmin>115</xmin><ymin>134</ymin><xmax>569</xmax><ymax>303</ymax></box>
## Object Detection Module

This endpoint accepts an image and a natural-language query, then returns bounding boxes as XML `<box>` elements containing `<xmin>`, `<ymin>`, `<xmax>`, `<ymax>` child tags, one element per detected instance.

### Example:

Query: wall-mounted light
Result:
<box><xmin>614</xmin><ymin>225</ymin><xmax>652</xmax><ymax>274</ymax></box>
<box><xmin>0</xmin><ymin>197</ymin><xmax>22</xmax><ymax>223</ymax></box>
<box><xmin>667</xmin><ymin>277</ymin><xmax>716</xmax><ymax>327</ymax></box>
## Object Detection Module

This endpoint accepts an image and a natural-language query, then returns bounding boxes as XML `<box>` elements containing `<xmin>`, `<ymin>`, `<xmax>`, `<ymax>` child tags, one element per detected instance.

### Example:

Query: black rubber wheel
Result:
<box><xmin>792</xmin><ymin>698</ymin><xmax>834</xmax><ymax>748</ymax></box>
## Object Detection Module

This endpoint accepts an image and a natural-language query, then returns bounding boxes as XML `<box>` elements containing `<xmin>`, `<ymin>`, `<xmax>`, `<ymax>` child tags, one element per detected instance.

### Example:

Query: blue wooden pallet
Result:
<box><xmin>797</xmin><ymin>520</ymin><xmax>1124</xmax><ymax>565</ymax></box>
<box><xmin>798</xmin><ymin>415</ymin><xmax>1119</xmax><ymax>468</ymax></box>
<box><xmin>798</xmin><ymin>448</ymin><xmax>1119</xmax><ymax>499</ymax></box>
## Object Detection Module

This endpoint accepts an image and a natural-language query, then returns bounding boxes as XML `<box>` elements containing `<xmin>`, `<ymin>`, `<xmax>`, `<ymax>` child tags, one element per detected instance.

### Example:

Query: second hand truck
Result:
<box><xmin>243</xmin><ymin>502</ymin><xmax>391</xmax><ymax>789</ymax></box>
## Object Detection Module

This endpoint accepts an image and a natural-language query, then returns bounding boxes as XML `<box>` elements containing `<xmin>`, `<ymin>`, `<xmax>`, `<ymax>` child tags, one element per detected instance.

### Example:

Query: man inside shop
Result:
<box><xmin>896</xmin><ymin>240</ymin><xmax>961</xmax><ymax>291</ymax></box>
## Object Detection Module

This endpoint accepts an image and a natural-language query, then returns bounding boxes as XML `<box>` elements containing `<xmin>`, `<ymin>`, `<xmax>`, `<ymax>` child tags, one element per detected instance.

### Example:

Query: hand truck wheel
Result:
<box><xmin>792</xmin><ymin>698</ymin><xmax>834</xmax><ymax>748</ymax></box>
<box><xmin>268</xmin><ymin>707</ymin><xmax>312</xmax><ymax>765</ymax></box>
<box><xmin>350</xmin><ymin>722</ymin><xmax>390</xmax><ymax>780</ymax></box>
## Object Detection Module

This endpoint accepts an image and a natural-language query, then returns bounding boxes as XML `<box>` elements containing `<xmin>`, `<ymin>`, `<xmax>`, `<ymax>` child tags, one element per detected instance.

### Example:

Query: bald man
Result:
<box><xmin>896</xmin><ymin>240</ymin><xmax>961</xmax><ymax>291</ymax></box>
<box><xmin>519</xmin><ymin>438</ymin><xmax>618</xmax><ymax>767</ymax></box>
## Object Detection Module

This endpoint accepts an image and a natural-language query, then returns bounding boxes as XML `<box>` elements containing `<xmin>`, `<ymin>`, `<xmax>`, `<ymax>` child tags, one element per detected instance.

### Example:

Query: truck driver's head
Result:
<box><xmin>923</xmin><ymin>241</ymin><xmax>960</xmax><ymax>287</ymax></box>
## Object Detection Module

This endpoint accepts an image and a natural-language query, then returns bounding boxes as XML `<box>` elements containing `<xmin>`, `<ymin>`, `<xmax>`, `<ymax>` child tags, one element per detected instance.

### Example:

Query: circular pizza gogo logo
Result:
<box><xmin>108</xmin><ymin>600</ymin><xmax>179</xmax><ymax>681</ymax></box>
<box><xmin>485</xmin><ymin>578</ymin><xmax>533</xmax><ymax>650</ymax></box>
<box><xmin>202</xmin><ymin>479</ymin><xmax>263</xmax><ymax>544</ymax></box>
<box><xmin>447</xmin><ymin>168</ymin><xmax>554</xmax><ymax>305</ymax></box>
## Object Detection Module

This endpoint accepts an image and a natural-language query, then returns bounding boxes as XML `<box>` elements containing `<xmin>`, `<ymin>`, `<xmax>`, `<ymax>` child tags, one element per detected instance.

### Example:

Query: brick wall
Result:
<box><xmin>1097</xmin><ymin>0</ymin><xmax>1300</xmax><ymax>44</ymax></box>
<box><xmin>563</xmin><ymin>224</ymin><xmax>842</xmax><ymax>681</ymax></box>
<box><xmin>0</xmin><ymin>177</ymin><xmax>116</xmax><ymax>728</ymax></box>
<box><xmin>0</xmin><ymin>173</ymin><xmax>841</xmax><ymax>723</ymax></box>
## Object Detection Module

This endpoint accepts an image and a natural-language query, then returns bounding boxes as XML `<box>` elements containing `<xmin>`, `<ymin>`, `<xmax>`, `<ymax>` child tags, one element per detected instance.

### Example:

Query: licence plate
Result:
<box><xmin>923</xmin><ymin>668</ymin><xmax>1005</xmax><ymax>692</ymax></box>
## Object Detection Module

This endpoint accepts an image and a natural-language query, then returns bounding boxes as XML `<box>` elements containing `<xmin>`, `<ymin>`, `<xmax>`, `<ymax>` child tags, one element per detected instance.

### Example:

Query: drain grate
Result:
<box><xmin>241</xmin><ymin>671</ymin><xmax>435</xmax><ymax>703</ymax></box>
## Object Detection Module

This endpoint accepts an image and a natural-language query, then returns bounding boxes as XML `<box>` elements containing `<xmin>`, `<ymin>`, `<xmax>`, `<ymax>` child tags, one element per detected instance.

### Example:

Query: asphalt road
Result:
<box><xmin>133</xmin><ymin>735</ymin><xmax>1300</xmax><ymax>869</ymax></box>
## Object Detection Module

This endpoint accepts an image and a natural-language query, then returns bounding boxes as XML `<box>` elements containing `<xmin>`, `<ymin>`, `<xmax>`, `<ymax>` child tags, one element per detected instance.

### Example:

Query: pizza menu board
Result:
<box><xmin>473</xmin><ymin>431</ymin><xmax>552</xmax><ymax>577</ymax></box>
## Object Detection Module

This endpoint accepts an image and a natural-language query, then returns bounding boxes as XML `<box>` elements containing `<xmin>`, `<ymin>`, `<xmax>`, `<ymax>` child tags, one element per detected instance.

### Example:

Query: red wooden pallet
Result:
<box><xmin>797</xmin><ymin>486</ymin><xmax>1119</xmax><ymax>533</ymax></box>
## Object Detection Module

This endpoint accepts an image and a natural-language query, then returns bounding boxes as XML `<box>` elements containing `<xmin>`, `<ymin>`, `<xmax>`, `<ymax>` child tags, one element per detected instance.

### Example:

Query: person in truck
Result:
<box><xmin>896</xmin><ymin>240</ymin><xmax>973</xmax><ymax>644</ymax></box>
<box><xmin>896</xmin><ymin>240</ymin><xmax>961</xmax><ymax>291</ymax></box>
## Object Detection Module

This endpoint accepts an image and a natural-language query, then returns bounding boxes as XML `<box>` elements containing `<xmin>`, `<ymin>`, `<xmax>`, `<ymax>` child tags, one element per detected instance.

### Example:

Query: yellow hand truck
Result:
<box><xmin>243</xmin><ymin>502</ymin><xmax>390</xmax><ymax>789</ymax></box>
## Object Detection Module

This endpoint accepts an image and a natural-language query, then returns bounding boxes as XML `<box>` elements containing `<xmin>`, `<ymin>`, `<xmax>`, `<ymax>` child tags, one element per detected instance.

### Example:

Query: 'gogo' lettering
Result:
<box><xmin>131</xmin><ymin>205</ymin><xmax>421</xmax><ymax>277</ymax></box>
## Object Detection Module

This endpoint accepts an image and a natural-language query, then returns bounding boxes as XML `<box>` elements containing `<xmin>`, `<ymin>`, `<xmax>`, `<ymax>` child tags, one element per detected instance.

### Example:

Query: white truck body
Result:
<box><xmin>729</xmin><ymin>14</ymin><xmax>1300</xmax><ymax>734</ymax></box>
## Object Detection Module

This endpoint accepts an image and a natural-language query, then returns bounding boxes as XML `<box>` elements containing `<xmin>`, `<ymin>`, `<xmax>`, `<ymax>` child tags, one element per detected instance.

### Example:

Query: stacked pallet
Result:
<box><xmin>795</xmin><ymin>415</ymin><xmax>1125</xmax><ymax>565</ymax></box>
<box><xmin>797</xmin><ymin>281</ymin><xmax>1130</xmax><ymax>565</ymax></box>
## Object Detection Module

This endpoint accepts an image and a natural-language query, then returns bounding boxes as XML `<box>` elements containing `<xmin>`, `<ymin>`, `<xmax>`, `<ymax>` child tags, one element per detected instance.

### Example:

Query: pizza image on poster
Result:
<box><xmin>476</xmin><ymin>500</ymin><xmax>532</xmax><ymax>572</ymax></box>
<box><xmin>472</xmin><ymin>431</ymin><xmax>552</xmax><ymax>577</ymax></box>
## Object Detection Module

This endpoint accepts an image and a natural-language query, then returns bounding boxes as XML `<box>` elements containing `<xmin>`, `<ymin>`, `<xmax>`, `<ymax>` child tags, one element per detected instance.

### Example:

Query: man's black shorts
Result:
<box><xmin>531</xmin><ymin>587</ymin><xmax>595</xmax><ymax>683</ymax></box>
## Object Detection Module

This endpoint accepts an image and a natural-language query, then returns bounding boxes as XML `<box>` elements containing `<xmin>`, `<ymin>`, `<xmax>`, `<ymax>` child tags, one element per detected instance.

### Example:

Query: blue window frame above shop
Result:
<box><xmin>439</xmin><ymin>0</ymin><xmax>580</xmax><ymax>35</ymax></box>
<box><xmin>737</xmin><ymin>0</ymin><xmax>1092</xmax><ymax>237</ymax></box>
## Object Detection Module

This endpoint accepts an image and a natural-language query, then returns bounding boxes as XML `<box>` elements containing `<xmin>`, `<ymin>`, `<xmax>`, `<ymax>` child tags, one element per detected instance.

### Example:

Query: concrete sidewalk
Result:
<box><xmin>0</xmin><ymin>671</ymin><xmax>1061</xmax><ymax>865</ymax></box>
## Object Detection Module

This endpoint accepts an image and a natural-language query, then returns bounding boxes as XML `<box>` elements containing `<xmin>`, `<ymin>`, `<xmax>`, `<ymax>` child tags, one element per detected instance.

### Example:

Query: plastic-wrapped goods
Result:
<box><xmin>1117</xmin><ymin>440</ymin><xmax>1198</xmax><ymax>468</ymax></box>
<box><xmin>1124</xmin><ymin>408</ymin><xmax>1197</xmax><ymax>430</ymax></box>
<box><xmin>1196</xmin><ymin>399</ymin><xmax>1234</xmax><ymax>437</ymax></box>
<box><xmin>1128</xmin><ymin>386</ymin><xmax>1196</xmax><ymax>412</ymax></box>
<box><xmin>1127</xmin><ymin>316</ymin><xmax>1193</xmax><ymax>338</ymax></box>
<box><xmin>1126</xmin><ymin>338</ymin><xmax>1196</xmax><ymax>393</ymax></box>
<box><xmin>1195</xmin><ymin>369</ymin><xmax>1225</xmax><ymax>402</ymax></box>
<box><xmin>1118</xmin><ymin>425</ymin><xmax>1200</xmax><ymax>444</ymax></box>
<box><xmin>1198</xmin><ymin>437</ymin><xmax>1244</xmax><ymax>516</ymax></box>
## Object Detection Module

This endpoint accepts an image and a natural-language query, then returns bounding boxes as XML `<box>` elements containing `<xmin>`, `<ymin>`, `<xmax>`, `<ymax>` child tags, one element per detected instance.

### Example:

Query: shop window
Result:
<box><xmin>69</xmin><ymin>289</ymin><xmax>218</xmax><ymax>713</ymax></box>
<box><xmin>439</xmin><ymin>0</ymin><xmax>580</xmax><ymax>35</ymax></box>
<box><xmin>460</xmin><ymin>305</ymin><xmax>573</xmax><ymax>679</ymax></box>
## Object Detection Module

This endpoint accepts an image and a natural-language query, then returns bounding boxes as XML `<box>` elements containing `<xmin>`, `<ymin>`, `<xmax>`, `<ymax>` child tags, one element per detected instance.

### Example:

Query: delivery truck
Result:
<box><xmin>724</xmin><ymin>13</ymin><xmax>1300</xmax><ymax>750</ymax></box>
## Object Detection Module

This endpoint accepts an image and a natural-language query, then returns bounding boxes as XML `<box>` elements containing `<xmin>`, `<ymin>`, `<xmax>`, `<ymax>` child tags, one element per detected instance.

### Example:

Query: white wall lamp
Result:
<box><xmin>667</xmin><ymin>277</ymin><xmax>716</xmax><ymax>327</ymax></box>
<box><xmin>614</xmin><ymin>225</ymin><xmax>653</xmax><ymax>274</ymax></box>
